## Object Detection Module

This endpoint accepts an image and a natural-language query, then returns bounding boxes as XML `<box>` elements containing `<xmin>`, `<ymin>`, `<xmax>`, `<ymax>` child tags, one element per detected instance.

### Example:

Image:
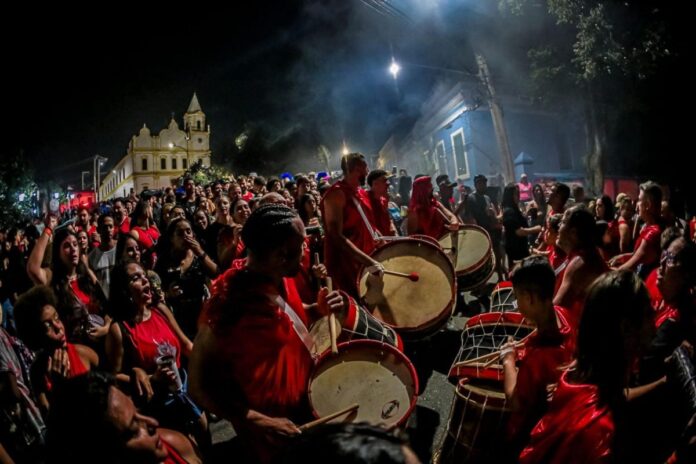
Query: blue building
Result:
<box><xmin>377</xmin><ymin>81</ymin><xmax>585</xmax><ymax>187</ymax></box>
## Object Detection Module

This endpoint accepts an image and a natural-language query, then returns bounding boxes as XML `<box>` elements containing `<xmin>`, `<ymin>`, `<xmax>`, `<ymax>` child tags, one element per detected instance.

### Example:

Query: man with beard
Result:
<box><xmin>111</xmin><ymin>198</ymin><xmax>131</xmax><ymax>237</ymax></box>
<box><xmin>189</xmin><ymin>205</ymin><xmax>346</xmax><ymax>463</ymax></box>
<box><xmin>321</xmin><ymin>153</ymin><xmax>384</xmax><ymax>297</ymax></box>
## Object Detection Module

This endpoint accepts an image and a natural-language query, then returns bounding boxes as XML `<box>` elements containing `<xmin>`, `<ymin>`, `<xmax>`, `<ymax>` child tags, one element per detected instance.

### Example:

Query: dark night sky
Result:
<box><xmin>6</xmin><ymin>1</ymin><xmax>500</xmax><ymax>185</ymax></box>
<box><xmin>3</xmin><ymin>1</ymin><xmax>689</xmax><ymax>191</ymax></box>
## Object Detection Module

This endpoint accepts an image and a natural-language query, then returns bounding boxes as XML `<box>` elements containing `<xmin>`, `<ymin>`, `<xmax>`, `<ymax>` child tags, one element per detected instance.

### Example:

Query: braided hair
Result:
<box><xmin>242</xmin><ymin>204</ymin><xmax>300</xmax><ymax>258</ymax></box>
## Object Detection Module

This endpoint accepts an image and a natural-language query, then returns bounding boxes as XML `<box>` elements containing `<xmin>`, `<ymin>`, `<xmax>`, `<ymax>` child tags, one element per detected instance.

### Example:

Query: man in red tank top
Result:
<box><xmin>190</xmin><ymin>205</ymin><xmax>347</xmax><ymax>463</ymax></box>
<box><xmin>321</xmin><ymin>153</ymin><xmax>384</xmax><ymax>297</ymax></box>
<box><xmin>367</xmin><ymin>169</ymin><xmax>397</xmax><ymax>237</ymax></box>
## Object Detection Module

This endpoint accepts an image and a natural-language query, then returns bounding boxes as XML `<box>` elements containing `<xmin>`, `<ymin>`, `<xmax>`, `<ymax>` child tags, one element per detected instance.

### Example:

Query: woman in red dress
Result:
<box><xmin>129</xmin><ymin>200</ymin><xmax>160</xmax><ymax>269</ymax></box>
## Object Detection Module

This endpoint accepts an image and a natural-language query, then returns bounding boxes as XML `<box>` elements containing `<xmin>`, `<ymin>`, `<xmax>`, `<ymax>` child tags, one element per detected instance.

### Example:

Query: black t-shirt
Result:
<box><xmin>503</xmin><ymin>206</ymin><xmax>530</xmax><ymax>261</ymax></box>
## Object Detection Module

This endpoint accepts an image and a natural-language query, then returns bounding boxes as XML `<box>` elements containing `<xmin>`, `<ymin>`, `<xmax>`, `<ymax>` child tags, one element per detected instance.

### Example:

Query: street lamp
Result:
<box><xmin>169</xmin><ymin>138</ymin><xmax>190</xmax><ymax>170</ymax></box>
<box><xmin>389</xmin><ymin>58</ymin><xmax>400</xmax><ymax>79</ymax></box>
<box><xmin>93</xmin><ymin>155</ymin><xmax>108</xmax><ymax>201</ymax></box>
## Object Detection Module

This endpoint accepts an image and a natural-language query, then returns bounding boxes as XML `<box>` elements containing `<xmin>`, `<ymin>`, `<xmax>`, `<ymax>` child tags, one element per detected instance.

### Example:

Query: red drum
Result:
<box><xmin>439</xmin><ymin>226</ymin><xmax>495</xmax><ymax>291</ymax></box>
<box><xmin>433</xmin><ymin>378</ymin><xmax>510</xmax><ymax>464</ymax></box>
<box><xmin>449</xmin><ymin>312</ymin><xmax>535</xmax><ymax>382</ymax></box>
<box><xmin>487</xmin><ymin>281</ymin><xmax>517</xmax><ymax>313</ymax></box>
<box><xmin>309</xmin><ymin>296</ymin><xmax>403</xmax><ymax>357</ymax></box>
<box><xmin>357</xmin><ymin>237</ymin><xmax>456</xmax><ymax>338</ymax></box>
<box><xmin>308</xmin><ymin>340</ymin><xmax>419</xmax><ymax>429</ymax></box>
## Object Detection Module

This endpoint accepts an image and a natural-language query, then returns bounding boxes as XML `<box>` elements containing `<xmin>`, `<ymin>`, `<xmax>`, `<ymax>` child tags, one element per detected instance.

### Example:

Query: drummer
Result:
<box><xmin>499</xmin><ymin>256</ymin><xmax>574</xmax><ymax>456</ymax></box>
<box><xmin>188</xmin><ymin>204</ymin><xmax>347</xmax><ymax>463</ymax></box>
<box><xmin>367</xmin><ymin>169</ymin><xmax>398</xmax><ymax>237</ymax></box>
<box><xmin>321</xmin><ymin>153</ymin><xmax>385</xmax><ymax>297</ymax></box>
<box><xmin>407</xmin><ymin>176</ymin><xmax>460</xmax><ymax>239</ymax></box>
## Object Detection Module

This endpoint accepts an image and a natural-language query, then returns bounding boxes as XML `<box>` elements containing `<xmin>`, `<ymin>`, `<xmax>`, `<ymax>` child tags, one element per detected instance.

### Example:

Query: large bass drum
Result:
<box><xmin>439</xmin><ymin>225</ymin><xmax>495</xmax><ymax>291</ymax></box>
<box><xmin>357</xmin><ymin>237</ymin><xmax>456</xmax><ymax>339</ymax></box>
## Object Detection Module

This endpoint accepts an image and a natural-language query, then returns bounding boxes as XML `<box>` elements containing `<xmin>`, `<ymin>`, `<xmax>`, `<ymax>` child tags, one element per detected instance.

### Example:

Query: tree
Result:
<box><xmin>500</xmin><ymin>0</ymin><xmax>670</xmax><ymax>194</ymax></box>
<box><xmin>0</xmin><ymin>152</ymin><xmax>39</xmax><ymax>227</ymax></box>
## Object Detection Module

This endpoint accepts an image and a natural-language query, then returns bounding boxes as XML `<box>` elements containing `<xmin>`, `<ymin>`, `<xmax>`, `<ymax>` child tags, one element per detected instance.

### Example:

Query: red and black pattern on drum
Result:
<box><xmin>487</xmin><ymin>281</ymin><xmax>517</xmax><ymax>313</ymax></box>
<box><xmin>449</xmin><ymin>312</ymin><xmax>535</xmax><ymax>382</ymax></box>
<box><xmin>434</xmin><ymin>378</ymin><xmax>510</xmax><ymax>464</ymax></box>
<box><xmin>343</xmin><ymin>297</ymin><xmax>403</xmax><ymax>351</ymax></box>
<box><xmin>308</xmin><ymin>340</ymin><xmax>419</xmax><ymax>429</ymax></box>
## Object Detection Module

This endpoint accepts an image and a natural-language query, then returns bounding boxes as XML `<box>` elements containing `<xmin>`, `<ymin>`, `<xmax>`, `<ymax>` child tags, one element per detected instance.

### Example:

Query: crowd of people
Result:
<box><xmin>0</xmin><ymin>153</ymin><xmax>695</xmax><ymax>463</ymax></box>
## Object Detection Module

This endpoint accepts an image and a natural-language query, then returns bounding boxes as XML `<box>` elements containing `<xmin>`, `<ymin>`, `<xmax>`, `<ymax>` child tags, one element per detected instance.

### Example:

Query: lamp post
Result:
<box><xmin>81</xmin><ymin>170</ymin><xmax>90</xmax><ymax>190</ymax></box>
<box><xmin>93</xmin><ymin>155</ymin><xmax>108</xmax><ymax>202</ymax></box>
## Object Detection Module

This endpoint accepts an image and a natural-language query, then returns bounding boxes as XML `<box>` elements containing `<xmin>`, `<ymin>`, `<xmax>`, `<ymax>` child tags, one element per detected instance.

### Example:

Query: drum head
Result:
<box><xmin>308</xmin><ymin>340</ymin><xmax>418</xmax><ymax>428</ymax></box>
<box><xmin>439</xmin><ymin>226</ymin><xmax>491</xmax><ymax>274</ymax></box>
<box><xmin>358</xmin><ymin>240</ymin><xmax>455</xmax><ymax>331</ymax></box>
<box><xmin>309</xmin><ymin>315</ymin><xmax>344</xmax><ymax>357</ymax></box>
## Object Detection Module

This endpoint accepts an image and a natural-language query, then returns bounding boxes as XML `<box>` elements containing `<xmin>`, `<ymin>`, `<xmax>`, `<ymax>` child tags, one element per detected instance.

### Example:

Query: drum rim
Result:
<box><xmin>439</xmin><ymin>225</ymin><xmax>493</xmax><ymax>274</ymax></box>
<box><xmin>456</xmin><ymin>254</ymin><xmax>495</xmax><ymax>291</ymax></box>
<box><xmin>356</xmin><ymin>237</ymin><xmax>457</xmax><ymax>333</ymax></box>
<box><xmin>307</xmin><ymin>339</ymin><xmax>420</xmax><ymax>428</ymax></box>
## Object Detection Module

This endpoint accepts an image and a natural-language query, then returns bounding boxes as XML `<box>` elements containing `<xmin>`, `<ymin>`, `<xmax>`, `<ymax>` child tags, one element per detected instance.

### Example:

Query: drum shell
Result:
<box><xmin>434</xmin><ymin>379</ymin><xmax>510</xmax><ymax>464</ymax></box>
<box><xmin>310</xmin><ymin>296</ymin><xmax>404</xmax><ymax>357</ymax></box>
<box><xmin>357</xmin><ymin>237</ymin><xmax>457</xmax><ymax>339</ymax></box>
<box><xmin>308</xmin><ymin>340</ymin><xmax>419</xmax><ymax>429</ymax></box>
<box><xmin>439</xmin><ymin>226</ymin><xmax>495</xmax><ymax>291</ymax></box>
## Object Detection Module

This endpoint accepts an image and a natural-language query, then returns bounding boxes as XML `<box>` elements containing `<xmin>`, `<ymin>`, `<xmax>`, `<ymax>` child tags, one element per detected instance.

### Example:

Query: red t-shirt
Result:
<box><xmin>320</xmin><ymin>180</ymin><xmax>377</xmax><ymax>297</ymax></box>
<box><xmin>115</xmin><ymin>217</ymin><xmax>131</xmax><ymax>237</ymax></box>
<box><xmin>645</xmin><ymin>268</ymin><xmax>662</xmax><ymax>309</ymax></box>
<box><xmin>507</xmin><ymin>306</ymin><xmax>575</xmax><ymax>448</ymax></box>
<box><xmin>520</xmin><ymin>371</ymin><xmax>614</xmax><ymax>464</ymax></box>
<box><xmin>132</xmin><ymin>225</ymin><xmax>160</xmax><ymax>250</ymax></box>
<box><xmin>368</xmin><ymin>193</ymin><xmax>392</xmax><ymax>237</ymax></box>
<box><xmin>121</xmin><ymin>308</ymin><xmax>181</xmax><ymax>373</ymax></box>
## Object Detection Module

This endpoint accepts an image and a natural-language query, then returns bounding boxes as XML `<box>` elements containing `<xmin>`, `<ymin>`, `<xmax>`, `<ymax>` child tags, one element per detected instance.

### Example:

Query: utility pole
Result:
<box><xmin>476</xmin><ymin>54</ymin><xmax>515</xmax><ymax>184</ymax></box>
<box><xmin>93</xmin><ymin>155</ymin><xmax>108</xmax><ymax>201</ymax></box>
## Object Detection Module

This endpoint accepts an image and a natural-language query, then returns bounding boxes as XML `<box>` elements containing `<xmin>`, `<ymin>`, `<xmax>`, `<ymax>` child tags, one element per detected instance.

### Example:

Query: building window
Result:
<box><xmin>435</xmin><ymin>141</ymin><xmax>448</xmax><ymax>177</ymax></box>
<box><xmin>161</xmin><ymin>158</ymin><xmax>166</xmax><ymax>170</ymax></box>
<box><xmin>197</xmin><ymin>121</ymin><xmax>201</xmax><ymax>130</ymax></box>
<box><xmin>182</xmin><ymin>158</ymin><xmax>188</xmax><ymax>169</ymax></box>
<box><xmin>172</xmin><ymin>158</ymin><xmax>177</xmax><ymax>170</ymax></box>
<box><xmin>142</xmin><ymin>158</ymin><xmax>148</xmax><ymax>171</ymax></box>
<box><xmin>451</xmin><ymin>129</ymin><xmax>470</xmax><ymax>179</ymax></box>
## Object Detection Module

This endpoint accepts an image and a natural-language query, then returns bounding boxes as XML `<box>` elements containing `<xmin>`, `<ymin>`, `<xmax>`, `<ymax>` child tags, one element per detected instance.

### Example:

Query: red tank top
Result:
<box><xmin>162</xmin><ymin>439</ymin><xmax>189</xmax><ymax>464</ymax></box>
<box><xmin>45</xmin><ymin>343</ymin><xmax>89</xmax><ymax>391</ymax></box>
<box><xmin>321</xmin><ymin>180</ymin><xmax>377</xmax><ymax>296</ymax></box>
<box><xmin>122</xmin><ymin>308</ymin><xmax>181</xmax><ymax>373</ymax></box>
<box><xmin>132</xmin><ymin>225</ymin><xmax>160</xmax><ymax>250</ymax></box>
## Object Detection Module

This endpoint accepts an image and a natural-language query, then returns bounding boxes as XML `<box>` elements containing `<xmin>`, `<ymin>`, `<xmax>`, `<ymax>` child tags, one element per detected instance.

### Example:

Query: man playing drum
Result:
<box><xmin>407</xmin><ymin>176</ymin><xmax>460</xmax><ymax>239</ymax></box>
<box><xmin>188</xmin><ymin>205</ymin><xmax>347</xmax><ymax>463</ymax></box>
<box><xmin>321</xmin><ymin>153</ymin><xmax>385</xmax><ymax>297</ymax></box>
<box><xmin>500</xmin><ymin>256</ymin><xmax>575</xmax><ymax>456</ymax></box>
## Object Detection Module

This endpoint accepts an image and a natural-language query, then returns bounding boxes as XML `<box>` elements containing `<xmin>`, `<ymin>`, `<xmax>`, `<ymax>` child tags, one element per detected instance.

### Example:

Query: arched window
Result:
<box><xmin>172</xmin><ymin>158</ymin><xmax>177</xmax><ymax>170</ymax></box>
<box><xmin>161</xmin><ymin>157</ymin><xmax>166</xmax><ymax>170</ymax></box>
<box><xmin>182</xmin><ymin>158</ymin><xmax>188</xmax><ymax>169</ymax></box>
<box><xmin>197</xmin><ymin>120</ymin><xmax>201</xmax><ymax>130</ymax></box>
<box><xmin>142</xmin><ymin>158</ymin><xmax>148</xmax><ymax>171</ymax></box>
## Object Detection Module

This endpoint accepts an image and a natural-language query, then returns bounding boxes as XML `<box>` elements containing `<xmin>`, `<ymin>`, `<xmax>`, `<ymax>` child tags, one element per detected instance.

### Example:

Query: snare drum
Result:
<box><xmin>439</xmin><ymin>226</ymin><xmax>495</xmax><ymax>291</ymax></box>
<box><xmin>308</xmin><ymin>340</ymin><xmax>418</xmax><ymax>429</ymax></box>
<box><xmin>449</xmin><ymin>312</ymin><xmax>535</xmax><ymax>382</ymax></box>
<box><xmin>488</xmin><ymin>281</ymin><xmax>517</xmax><ymax>313</ymax></box>
<box><xmin>434</xmin><ymin>378</ymin><xmax>510</xmax><ymax>464</ymax></box>
<box><xmin>357</xmin><ymin>237</ymin><xmax>456</xmax><ymax>338</ymax></box>
<box><xmin>309</xmin><ymin>296</ymin><xmax>403</xmax><ymax>357</ymax></box>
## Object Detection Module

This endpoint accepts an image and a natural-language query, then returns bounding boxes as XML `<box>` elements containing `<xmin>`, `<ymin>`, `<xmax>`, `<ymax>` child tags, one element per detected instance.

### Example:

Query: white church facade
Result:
<box><xmin>98</xmin><ymin>93</ymin><xmax>211</xmax><ymax>200</ymax></box>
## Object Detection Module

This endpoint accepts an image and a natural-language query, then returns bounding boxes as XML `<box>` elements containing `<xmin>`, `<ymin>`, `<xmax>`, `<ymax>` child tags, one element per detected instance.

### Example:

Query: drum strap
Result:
<box><xmin>269</xmin><ymin>294</ymin><xmax>316</xmax><ymax>361</ymax></box>
<box><xmin>352</xmin><ymin>197</ymin><xmax>382</xmax><ymax>241</ymax></box>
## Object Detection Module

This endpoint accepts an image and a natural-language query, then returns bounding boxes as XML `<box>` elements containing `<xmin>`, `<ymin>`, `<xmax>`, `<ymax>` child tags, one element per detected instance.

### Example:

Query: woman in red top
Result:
<box><xmin>106</xmin><ymin>261</ymin><xmax>204</xmax><ymax>439</ymax></box>
<box><xmin>27</xmin><ymin>224</ymin><xmax>109</xmax><ymax>344</ymax></box>
<box><xmin>13</xmin><ymin>285</ymin><xmax>98</xmax><ymax>415</ymax></box>
<box><xmin>520</xmin><ymin>271</ymin><xmax>654</xmax><ymax>463</ymax></box>
<box><xmin>407</xmin><ymin>176</ymin><xmax>459</xmax><ymax>239</ymax></box>
<box><xmin>130</xmin><ymin>200</ymin><xmax>160</xmax><ymax>270</ymax></box>
<box><xmin>46</xmin><ymin>371</ymin><xmax>201</xmax><ymax>464</ymax></box>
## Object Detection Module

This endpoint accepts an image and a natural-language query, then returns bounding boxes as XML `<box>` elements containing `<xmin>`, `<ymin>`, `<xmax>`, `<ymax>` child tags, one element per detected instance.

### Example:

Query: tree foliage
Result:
<box><xmin>0</xmin><ymin>152</ymin><xmax>39</xmax><ymax>226</ymax></box>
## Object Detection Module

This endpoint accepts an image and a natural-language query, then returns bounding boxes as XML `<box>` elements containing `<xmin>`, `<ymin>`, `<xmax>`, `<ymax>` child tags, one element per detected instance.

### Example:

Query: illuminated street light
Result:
<box><xmin>389</xmin><ymin>58</ymin><xmax>400</xmax><ymax>79</ymax></box>
<box><xmin>342</xmin><ymin>140</ymin><xmax>349</xmax><ymax>156</ymax></box>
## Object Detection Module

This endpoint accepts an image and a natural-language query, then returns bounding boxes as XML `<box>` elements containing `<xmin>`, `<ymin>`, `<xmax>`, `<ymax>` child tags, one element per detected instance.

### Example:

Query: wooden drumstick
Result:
<box><xmin>382</xmin><ymin>269</ymin><xmax>420</xmax><ymax>282</ymax></box>
<box><xmin>326</xmin><ymin>277</ymin><xmax>339</xmax><ymax>355</ymax></box>
<box><xmin>298</xmin><ymin>403</ymin><xmax>359</xmax><ymax>432</ymax></box>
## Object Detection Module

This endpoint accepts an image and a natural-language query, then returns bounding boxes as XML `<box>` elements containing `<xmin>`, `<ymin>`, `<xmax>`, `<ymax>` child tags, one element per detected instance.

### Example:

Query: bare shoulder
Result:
<box><xmin>159</xmin><ymin>428</ymin><xmax>202</xmax><ymax>464</ymax></box>
<box><xmin>74</xmin><ymin>343</ymin><xmax>99</xmax><ymax>367</ymax></box>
